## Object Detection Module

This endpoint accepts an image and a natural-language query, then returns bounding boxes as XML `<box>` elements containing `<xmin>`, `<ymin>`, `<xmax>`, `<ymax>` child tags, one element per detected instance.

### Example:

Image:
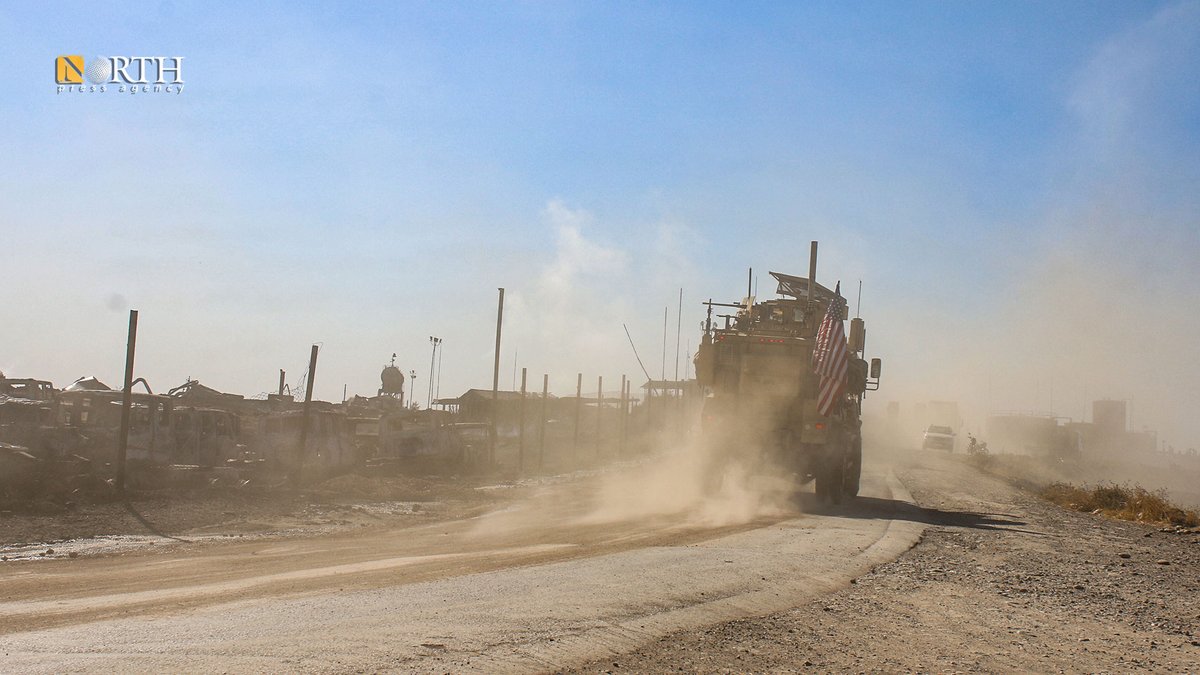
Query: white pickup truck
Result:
<box><xmin>921</xmin><ymin>425</ymin><xmax>956</xmax><ymax>452</ymax></box>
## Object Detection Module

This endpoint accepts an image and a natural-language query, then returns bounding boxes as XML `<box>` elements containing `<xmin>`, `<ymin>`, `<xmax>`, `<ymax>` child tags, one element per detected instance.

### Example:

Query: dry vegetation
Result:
<box><xmin>1041</xmin><ymin>481</ymin><xmax>1200</xmax><ymax>528</ymax></box>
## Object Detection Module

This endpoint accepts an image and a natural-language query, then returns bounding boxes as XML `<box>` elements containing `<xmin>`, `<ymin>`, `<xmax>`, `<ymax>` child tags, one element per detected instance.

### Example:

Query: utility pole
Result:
<box><xmin>294</xmin><ymin>344</ymin><xmax>319</xmax><ymax>486</ymax></box>
<box><xmin>277</xmin><ymin>369</ymin><xmax>286</xmax><ymax>396</ymax></box>
<box><xmin>490</xmin><ymin>288</ymin><xmax>504</xmax><ymax>466</ymax></box>
<box><xmin>435</xmin><ymin>341</ymin><xmax>443</xmax><ymax>401</ymax></box>
<box><xmin>115</xmin><ymin>309</ymin><xmax>138</xmax><ymax>495</ymax></box>
<box><xmin>427</xmin><ymin>336</ymin><xmax>441</xmax><ymax>409</ymax></box>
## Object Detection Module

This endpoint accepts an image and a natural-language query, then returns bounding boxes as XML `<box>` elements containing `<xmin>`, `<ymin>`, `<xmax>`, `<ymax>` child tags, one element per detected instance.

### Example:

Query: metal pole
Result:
<box><xmin>661</xmin><ymin>307</ymin><xmax>667</xmax><ymax>381</ymax></box>
<box><xmin>427</xmin><ymin>336</ymin><xmax>440</xmax><ymax>409</ymax></box>
<box><xmin>436</xmin><ymin>342</ymin><xmax>443</xmax><ymax>400</ymax></box>
<box><xmin>675</xmin><ymin>288</ymin><xmax>682</xmax><ymax>381</ymax></box>
<box><xmin>573</xmin><ymin>372</ymin><xmax>582</xmax><ymax>456</ymax></box>
<box><xmin>808</xmin><ymin>241</ymin><xmax>818</xmax><ymax>306</ymax></box>
<box><xmin>518</xmin><ymin>367</ymin><xmax>527</xmax><ymax>472</ymax></box>
<box><xmin>278</xmin><ymin>369</ymin><xmax>285</xmax><ymax>396</ymax></box>
<box><xmin>596</xmin><ymin>375</ymin><xmax>603</xmax><ymax>458</ymax></box>
<box><xmin>115</xmin><ymin>309</ymin><xmax>138</xmax><ymax>495</ymax></box>
<box><xmin>538</xmin><ymin>373</ymin><xmax>548</xmax><ymax>470</ymax></box>
<box><xmin>675</xmin><ymin>288</ymin><xmax>683</xmax><ymax>431</ymax></box>
<box><xmin>490</xmin><ymin>288</ymin><xmax>504</xmax><ymax>466</ymax></box>
<box><xmin>294</xmin><ymin>344</ymin><xmax>319</xmax><ymax>486</ymax></box>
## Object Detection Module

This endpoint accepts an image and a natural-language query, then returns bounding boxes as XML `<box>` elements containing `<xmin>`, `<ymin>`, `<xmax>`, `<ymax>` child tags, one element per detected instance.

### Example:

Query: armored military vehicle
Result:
<box><xmin>693</xmin><ymin>242</ymin><xmax>881</xmax><ymax>503</ymax></box>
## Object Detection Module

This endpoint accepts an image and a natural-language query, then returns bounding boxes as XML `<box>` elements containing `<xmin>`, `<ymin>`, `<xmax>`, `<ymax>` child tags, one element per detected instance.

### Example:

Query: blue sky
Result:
<box><xmin>2</xmin><ymin>2</ymin><xmax>1198</xmax><ymax>445</ymax></box>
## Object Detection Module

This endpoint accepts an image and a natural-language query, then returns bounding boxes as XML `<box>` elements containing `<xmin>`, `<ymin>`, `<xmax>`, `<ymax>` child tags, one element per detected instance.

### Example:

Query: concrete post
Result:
<box><xmin>115</xmin><ymin>309</ymin><xmax>138</xmax><ymax>495</ymax></box>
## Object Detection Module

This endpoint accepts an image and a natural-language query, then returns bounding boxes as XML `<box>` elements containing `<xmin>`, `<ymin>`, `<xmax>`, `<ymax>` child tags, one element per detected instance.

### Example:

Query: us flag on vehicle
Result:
<box><xmin>811</xmin><ymin>282</ymin><xmax>847</xmax><ymax>416</ymax></box>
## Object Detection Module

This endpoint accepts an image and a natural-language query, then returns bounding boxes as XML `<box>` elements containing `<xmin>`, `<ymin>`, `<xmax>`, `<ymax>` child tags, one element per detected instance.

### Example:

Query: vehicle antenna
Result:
<box><xmin>857</xmin><ymin>279</ymin><xmax>862</xmax><ymax>319</ymax></box>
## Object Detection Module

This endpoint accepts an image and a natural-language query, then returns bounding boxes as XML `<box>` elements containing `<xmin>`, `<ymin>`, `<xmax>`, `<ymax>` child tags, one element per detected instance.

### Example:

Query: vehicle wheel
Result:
<box><xmin>844</xmin><ymin>435</ymin><xmax>862</xmax><ymax>498</ymax></box>
<box><xmin>827</xmin><ymin>456</ymin><xmax>845</xmax><ymax>505</ymax></box>
<box><xmin>814</xmin><ymin>460</ymin><xmax>830</xmax><ymax>502</ymax></box>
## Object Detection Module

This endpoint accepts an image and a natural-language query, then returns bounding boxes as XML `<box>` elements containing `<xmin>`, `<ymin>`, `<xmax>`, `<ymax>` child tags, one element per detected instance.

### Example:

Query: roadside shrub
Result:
<box><xmin>1041</xmin><ymin>481</ymin><xmax>1199</xmax><ymax>527</ymax></box>
<box><xmin>966</xmin><ymin>452</ymin><xmax>992</xmax><ymax>471</ymax></box>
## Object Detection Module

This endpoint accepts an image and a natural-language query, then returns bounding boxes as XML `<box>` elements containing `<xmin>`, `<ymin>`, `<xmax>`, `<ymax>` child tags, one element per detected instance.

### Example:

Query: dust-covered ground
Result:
<box><xmin>0</xmin><ymin>472</ymin><xmax>504</xmax><ymax>552</ymax></box>
<box><xmin>569</xmin><ymin>449</ymin><xmax>1200</xmax><ymax>673</ymax></box>
<box><xmin>0</xmin><ymin>433</ymin><xmax>680</xmax><ymax>562</ymax></box>
<box><xmin>4</xmin><ymin>437</ymin><xmax>1195</xmax><ymax>667</ymax></box>
<box><xmin>0</xmin><ymin>436</ymin><xmax>624</xmax><ymax>554</ymax></box>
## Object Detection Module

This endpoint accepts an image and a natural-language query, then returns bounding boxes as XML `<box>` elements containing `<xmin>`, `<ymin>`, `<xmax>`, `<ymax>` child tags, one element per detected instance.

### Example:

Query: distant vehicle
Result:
<box><xmin>922</xmin><ymin>425</ymin><xmax>955</xmax><ymax>452</ymax></box>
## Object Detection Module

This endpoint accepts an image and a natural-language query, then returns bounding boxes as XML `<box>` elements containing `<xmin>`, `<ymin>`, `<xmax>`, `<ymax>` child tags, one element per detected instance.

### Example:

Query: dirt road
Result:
<box><xmin>1</xmin><ymin>448</ymin><xmax>1196</xmax><ymax>673</ymax></box>
<box><xmin>0</xmin><ymin>450</ymin><xmax>924</xmax><ymax>673</ymax></box>
<box><xmin>572</xmin><ymin>452</ymin><xmax>1200</xmax><ymax>673</ymax></box>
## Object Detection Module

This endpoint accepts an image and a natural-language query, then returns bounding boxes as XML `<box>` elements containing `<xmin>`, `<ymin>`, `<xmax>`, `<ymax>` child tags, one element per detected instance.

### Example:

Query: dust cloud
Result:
<box><xmin>466</xmin><ymin>418</ymin><xmax>801</xmax><ymax>544</ymax></box>
<box><xmin>862</xmin><ymin>222</ymin><xmax>1200</xmax><ymax>507</ymax></box>
<box><xmin>855</xmin><ymin>3</ymin><xmax>1200</xmax><ymax>505</ymax></box>
<box><xmin>575</xmin><ymin>430</ymin><xmax>795</xmax><ymax>529</ymax></box>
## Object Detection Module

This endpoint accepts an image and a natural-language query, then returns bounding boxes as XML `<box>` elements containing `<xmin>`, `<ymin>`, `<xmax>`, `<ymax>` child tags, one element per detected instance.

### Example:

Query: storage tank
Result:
<box><xmin>380</xmin><ymin>365</ymin><xmax>405</xmax><ymax>399</ymax></box>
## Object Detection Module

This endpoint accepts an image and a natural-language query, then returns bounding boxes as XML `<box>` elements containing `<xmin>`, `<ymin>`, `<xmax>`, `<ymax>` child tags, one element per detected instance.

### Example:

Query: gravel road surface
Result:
<box><xmin>3</xmin><ymin>448</ymin><xmax>1195</xmax><ymax>673</ymax></box>
<box><xmin>570</xmin><ymin>451</ymin><xmax>1200</xmax><ymax>673</ymax></box>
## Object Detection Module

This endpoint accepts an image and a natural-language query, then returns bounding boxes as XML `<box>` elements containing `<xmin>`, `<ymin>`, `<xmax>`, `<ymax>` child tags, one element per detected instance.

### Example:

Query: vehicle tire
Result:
<box><xmin>814</xmin><ymin>460</ymin><xmax>830</xmax><ymax>502</ymax></box>
<box><xmin>828</xmin><ymin>455</ymin><xmax>845</xmax><ymax>505</ymax></box>
<box><xmin>844</xmin><ymin>435</ymin><xmax>862</xmax><ymax>498</ymax></box>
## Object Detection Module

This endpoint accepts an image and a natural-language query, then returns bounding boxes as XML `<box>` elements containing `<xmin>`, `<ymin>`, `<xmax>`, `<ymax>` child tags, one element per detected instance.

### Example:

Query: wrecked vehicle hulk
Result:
<box><xmin>693</xmin><ymin>242</ymin><xmax>882</xmax><ymax>503</ymax></box>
